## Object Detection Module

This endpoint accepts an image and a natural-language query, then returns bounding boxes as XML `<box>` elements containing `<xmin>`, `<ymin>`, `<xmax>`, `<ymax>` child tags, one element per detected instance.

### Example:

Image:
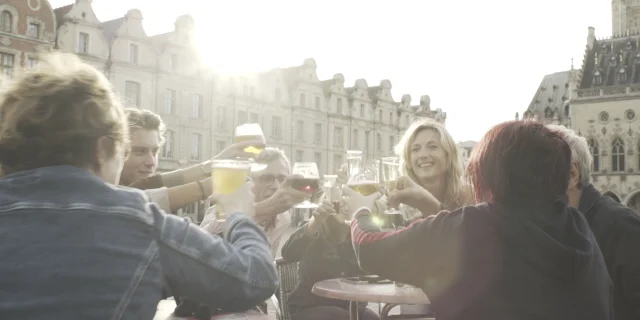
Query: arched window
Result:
<box><xmin>612</xmin><ymin>137</ymin><xmax>626</xmax><ymax>172</ymax></box>
<box><xmin>0</xmin><ymin>11</ymin><xmax>11</xmax><ymax>32</ymax></box>
<box><xmin>588</xmin><ymin>138</ymin><xmax>600</xmax><ymax>172</ymax></box>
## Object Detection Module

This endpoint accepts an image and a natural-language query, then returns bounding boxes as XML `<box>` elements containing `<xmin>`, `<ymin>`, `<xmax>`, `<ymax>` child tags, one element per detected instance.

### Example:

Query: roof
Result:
<box><xmin>579</xmin><ymin>35</ymin><xmax>640</xmax><ymax>89</ymax></box>
<box><xmin>53</xmin><ymin>4</ymin><xmax>73</xmax><ymax>29</ymax></box>
<box><xmin>101</xmin><ymin>17</ymin><xmax>125</xmax><ymax>43</ymax></box>
<box><xmin>525</xmin><ymin>71</ymin><xmax>571</xmax><ymax>120</ymax></box>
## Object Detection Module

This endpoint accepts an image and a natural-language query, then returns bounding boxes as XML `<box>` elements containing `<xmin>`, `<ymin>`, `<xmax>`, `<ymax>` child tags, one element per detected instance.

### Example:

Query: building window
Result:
<box><xmin>169</xmin><ymin>54</ymin><xmax>178</xmax><ymax>71</ymax></box>
<box><xmin>0</xmin><ymin>11</ymin><xmax>12</xmax><ymax>32</ymax></box>
<box><xmin>78</xmin><ymin>32</ymin><xmax>89</xmax><ymax>54</ymax></box>
<box><xmin>588</xmin><ymin>138</ymin><xmax>599</xmax><ymax>172</ymax></box>
<box><xmin>0</xmin><ymin>53</ymin><xmax>13</xmax><ymax>78</ymax></box>
<box><xmin>295</xmin><ymin>150</ymin><xmax>304</xmax><ymax>162</ymax></box>
<box><xmin>164</xmin><ymin>89</ymin><xmax>175</xmax><ymax>113</ymax></box>
<box><xmin>389</xmin><ymin>112</ymin><xmax>394</xmax><ymax>124</ymax></box>
<box><xmin>272</xmin><ymin>116</ymin><xmax>283</xmax><ymax>138</ymax></box>
<box><xmin>352</xmin><ymin>129</ymin><xmax>359</xmax><ymax>148</ymax></box>
<box><xmin>27</xmin><ymin>22</ymin><xmax>40</xmax><ymax>38</ymax></box>
<box><xmin>216</xmin><ymin>107</ymin><xmax>227</xmax><ymax>130</ymax></box>
<box><xmin>191</xmin><ymin>133</ymin><xmax>202</xmax><ymax>161</ymax></box>
<box><xmin>360</xmin><ymin>104</ymin><xmax>365</xmax><ymax>117</ymax></box>
<box><xmin>124</xmin><ymin>81</ymin><xmax>141</xmax><ymax>107</ymax></box>
<box><xmin>296</xmin><ymin>120</ymin><xmax>304</xmax><ymax>140</ymax></box>
<box><xmin>377</xmin><ymin>133</ymin><xmax>382</xmax><ymax>152</ymax></box>
<box><xmin>593</xmin><ymin>71</ymin><xmax>602</xmax><ymax>85</ymax></box>
<box><xmin>300</xmin><ymin>93</ymin><xmax>306</xmax><ymax>107</ymax></box>
<box><xmin>619</xmin><ymin>69</ymin><xmax>627</xmax><ymax>83</ymax></box>
<box><xmin>314</xmin><ymin>123</ymin><xmax>322</xmax><ymax>143</ymax></box>
<box><xmin>379</xmin><ymin>109</ymin><xmax>383</xmax><ymax>122</ymax></box>
<box><xmin>315</xmin><ymin>96</ymin><xmax>321</xmax><ymax>109</ymax></box>
<box><xmin>216</xmin><ymin>140</ymin><xmax>226</xmax><ymax>153</ymax></box>
<box><xmin>389</xmin><ymin>136</ymin><xmax>395</xmax><ymax>154</ymax></box>
<box><xmin>250</xmin><ymin>113</ymin><xmax>259</xmax><ymax>124</ymax></box>
<box><xmin>612</xmin><ymin>137</ymin><xmax>625</xmax><ymax>172</ymax></box>
<box><xmin>129</xmin><ymin>43</ymin><xmax>139</xmax><ymax>64</ymax></box>
<box><xmin>238</xmin><ymin>111</ymin><xmax>248</xmax><ymax>125</ymax></box>
<box><xmin>26</xmin><ymin>57</ymin><xmax>38</xmax><ymax>68</ymax></box>
<box><xmin>334</xmin><ymin>126</ymin><xmax>343</xmax><ymax>147</ymax></box>
<box><xmin>192</xmin><ymin>94</ymin><xmax>202</xmax><ymax>118</ymax></box>
<box><xmin>333</xmin><ymin>154</ymin><xmax>343</xmax><ymax>174</ymax></box>
<box><xmin>337</xmin><ymin>98</ymin><xmax>343</xmax><ymax>114</ymax></box>
<box><xmin>162</xmin><ymin>130</ymin><xmax>174</xmax><ymax>158</ymax></box>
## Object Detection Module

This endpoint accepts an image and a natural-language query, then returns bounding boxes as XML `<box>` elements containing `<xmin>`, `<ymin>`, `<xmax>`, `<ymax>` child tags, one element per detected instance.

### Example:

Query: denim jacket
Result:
<box><xmin>0</xmin><ymin>166</ymin><xmax>278</xmax><ymax>320</ymax></box>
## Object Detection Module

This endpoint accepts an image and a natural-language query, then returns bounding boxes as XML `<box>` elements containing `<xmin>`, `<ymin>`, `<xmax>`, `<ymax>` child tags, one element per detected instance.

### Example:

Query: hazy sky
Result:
<box><xmin>49</xmin><ymin>0</ymin><xmax>612</xmax><ymax>142</ymax></box>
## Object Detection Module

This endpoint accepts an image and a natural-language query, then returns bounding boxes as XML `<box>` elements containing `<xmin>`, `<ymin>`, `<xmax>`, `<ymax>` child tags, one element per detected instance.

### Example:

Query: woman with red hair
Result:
<box><xmin>343</xmin><ymin>120</ymin><xmax>613</xmax><ymax>320</ymax></box>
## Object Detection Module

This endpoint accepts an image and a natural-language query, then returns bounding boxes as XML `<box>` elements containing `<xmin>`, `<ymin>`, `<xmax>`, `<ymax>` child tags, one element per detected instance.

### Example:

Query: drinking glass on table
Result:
<box><xmin>211</xmin><ymin>159</ymin><xmax>253</xmax><ymax>219</ymax></box>
<box><xmin>292</xmin><ymin>162</ymin><xmax>323</xmax><ymax>209</ymax></box>
<box><xmin>380</xmin><ymin>157</ymin><xmax>405</xmax><ymax>228</ymax></box>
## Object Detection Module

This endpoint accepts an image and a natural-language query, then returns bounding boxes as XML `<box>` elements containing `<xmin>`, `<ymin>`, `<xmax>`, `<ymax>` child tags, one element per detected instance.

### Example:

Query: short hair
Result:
<box><xmin>467</xmin><ymin>120</ymin><xmax>572</xmax><ymax>205</ymax></box>
<box><xmin>0</xmin><ymin>53</ymin><xmax>128</xmax><ymax>175</ymax></box>
<box><xmin>125</xmin><ymin>108</ymin><xmax>166</xmax><ymax>144</ymax></box>
<box><xmin>546</xmin><ymin>124</ymin><xmax>592</xmax><ymax>188</ymax></box>
<box><xmin>255</xmin><ymin>147</ymin><xmax>291</xmax><ymax>170</ymax></box>
<box><xmin>394</xmin><ymin>118</ymin><xmax>468</xmax><ymax>208</ymax></box>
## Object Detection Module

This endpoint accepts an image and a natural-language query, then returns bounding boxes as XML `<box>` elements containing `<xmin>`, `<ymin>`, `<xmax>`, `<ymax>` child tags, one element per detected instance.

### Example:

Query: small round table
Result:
<box><xmin>312</xmin><ymin>278</ymin><xmax>430</xmax><ymax>320</ymax></box>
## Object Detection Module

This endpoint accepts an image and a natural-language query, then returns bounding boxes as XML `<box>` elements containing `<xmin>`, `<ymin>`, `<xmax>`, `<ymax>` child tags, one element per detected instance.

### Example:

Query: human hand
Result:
<box><xmin>336</xmin><ymin>163</ymin><xmax>349</xmax><ymax>185</ymax></box>
<box><xmin>270</xmin><ymin>174</ymin><xmax>312</xmax><ymax>208</ymax></box>
<box><xmin>312</xmin><ymin>200</ymin><xmax>337</xmax><ymax>224</ymax></box>
<box><xmin>341</xmin><ymin>185</ymin><xmax>383</xmax><ymax>218</ymax></box>
<box><xmin>388</xmin><ymin>176</ymin><xmax>440</xmax><ymax>212</ymax></box>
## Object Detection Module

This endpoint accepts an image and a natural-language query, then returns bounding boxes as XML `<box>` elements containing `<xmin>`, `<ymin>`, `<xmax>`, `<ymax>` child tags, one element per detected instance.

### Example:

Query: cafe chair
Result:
<box><xmin>271</xmin><ymin>257</ymin><xmax>299</xmax><ymax>320</ymax></box>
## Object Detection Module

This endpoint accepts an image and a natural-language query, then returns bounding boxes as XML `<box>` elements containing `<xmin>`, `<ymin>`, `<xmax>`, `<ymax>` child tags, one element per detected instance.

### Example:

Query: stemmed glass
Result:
<box><xmin>234</xmin><ymin>123</ymin><xmax>267</xmax><ymax>171</ymax></box>
<box><xmin>323</xmin><ymin>174</ymin><xmax>341</xmax><ymax>214</ymax></box>
<box><xmin>346</xmin><ymin>150</ymin><xmax>363</xmax><ymax>177</ymax></box>
<box><xmin>292</xmin><ymin>162</ymin><xmax>322</xmax><ymax>209</ymax></box>
<box><xmin>381</xmin><ymin>157</ymin><xmax>403</xmax><ymax>215</ymax></box>
<box><xmin>210</xmin><ymin>159</ymin><xmax>253</xmax><ymax>219</ymax></box>
<box><xmin>347</xmin><ymin>166</ymin><xmax>385</xmax><ymax>227</ymax></box>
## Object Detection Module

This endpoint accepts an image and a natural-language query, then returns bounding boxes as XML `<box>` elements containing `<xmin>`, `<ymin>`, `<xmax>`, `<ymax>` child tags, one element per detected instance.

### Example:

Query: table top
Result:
<box><xmin>312</xmin><ymin>278</ymin><xmax>430</xmax><ymax>305</ymax></box>
<box><xmin>155</xmin><ymin>299</ymin><xmax>271</xmax><ymax>320</ymax></box>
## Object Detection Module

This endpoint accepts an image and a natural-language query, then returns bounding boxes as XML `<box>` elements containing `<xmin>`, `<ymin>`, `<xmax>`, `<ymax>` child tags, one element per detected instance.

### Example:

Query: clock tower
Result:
<box><xmin>612</xmin><ymin>0</ymin><xmax>640</xmax><ymax>35</ymax></box>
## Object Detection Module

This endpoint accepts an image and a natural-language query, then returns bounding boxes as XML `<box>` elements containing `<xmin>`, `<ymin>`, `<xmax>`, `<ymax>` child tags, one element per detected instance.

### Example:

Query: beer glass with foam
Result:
<box><xmin>234</xmin><ymin>123</ymin><xmax>266</xmax><ymax>155</ymax></box>
<box><xmin>291</xmin><ymin>162</ymin><xmax>322</xmax><ymax>209</ymax></box>
<box><xmin>211</xmin><ymin>159</ymin><xmax>253</xmax><ymax>219</ymax></box>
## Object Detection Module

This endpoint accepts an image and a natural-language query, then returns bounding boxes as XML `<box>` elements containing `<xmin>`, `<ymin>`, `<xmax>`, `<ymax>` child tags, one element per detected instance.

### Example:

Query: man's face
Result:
<box><xmin>251</xmin><ymin>158</ymin><xmax>289</xmax><ymax>202</ymax></box>
<box><xmin>120</xmin><ymin>129</ymin><xmax>161</xmax><ymax>185</ymax></box>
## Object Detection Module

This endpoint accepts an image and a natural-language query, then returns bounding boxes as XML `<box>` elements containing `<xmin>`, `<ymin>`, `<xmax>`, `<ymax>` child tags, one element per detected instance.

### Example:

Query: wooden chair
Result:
<box><xmin>270</xmin><ymin>257</ymin><xmax>299</xmax><ymax>320</ymax></box>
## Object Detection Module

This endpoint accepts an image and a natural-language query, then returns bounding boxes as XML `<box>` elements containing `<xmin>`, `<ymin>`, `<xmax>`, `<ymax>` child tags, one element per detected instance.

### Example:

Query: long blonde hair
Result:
<box><xmin>394</xmin><ymin>118</ymin><xmax>470</xmax><ymax>209</ymax></box>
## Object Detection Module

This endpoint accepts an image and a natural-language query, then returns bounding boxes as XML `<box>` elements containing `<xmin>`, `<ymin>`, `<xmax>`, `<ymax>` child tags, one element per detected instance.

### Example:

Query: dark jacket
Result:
<box><xmin>281</xmin><ymin>223</ymin><xmax>366</xmax><ymax>315</ymax></box>
<box><xmin>579</xmin><ymin>184</ymin><xmax>640</xmax><ymax>320</ymax></box>
<box><xmin>351</xmin><ymin>201</ymin><xmax>613</xmax><ymax>320</ymax></box>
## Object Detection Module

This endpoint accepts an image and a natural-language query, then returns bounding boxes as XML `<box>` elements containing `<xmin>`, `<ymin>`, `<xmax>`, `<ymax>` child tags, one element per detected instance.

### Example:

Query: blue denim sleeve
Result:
<box><xmin>151</xmin><ymin>205</ymin><xmax>278</xmax><ymax>311</ymax></box>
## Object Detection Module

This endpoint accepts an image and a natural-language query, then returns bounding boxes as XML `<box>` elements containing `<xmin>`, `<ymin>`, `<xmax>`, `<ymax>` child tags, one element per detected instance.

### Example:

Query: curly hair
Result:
<box><xmin>0</xmin><ymin>53</ymin><xmax>129</xmax><ymax>175</ymax></box>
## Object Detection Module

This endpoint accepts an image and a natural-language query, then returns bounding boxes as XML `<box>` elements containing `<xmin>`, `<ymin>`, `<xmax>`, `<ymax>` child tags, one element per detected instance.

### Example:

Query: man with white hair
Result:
<box><xmin>547</xmin><ymin>124</ymin><xmax>640</xmax><ymax>320</ymax></box>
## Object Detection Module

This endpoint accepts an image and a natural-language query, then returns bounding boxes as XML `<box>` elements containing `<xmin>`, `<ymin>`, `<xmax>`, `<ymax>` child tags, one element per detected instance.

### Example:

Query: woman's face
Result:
<box><xmin>409</xmin><ymin>129</ymin><xmax>448</xmax><ymax>184</ymax></box>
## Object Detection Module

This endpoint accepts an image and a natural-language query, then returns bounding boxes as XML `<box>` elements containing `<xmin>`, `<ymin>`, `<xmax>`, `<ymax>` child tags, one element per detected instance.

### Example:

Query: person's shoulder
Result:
<box><xmin>594</xmin><ymin>195</ymin><xmax>640</xmax><ymax>226</ymax></box>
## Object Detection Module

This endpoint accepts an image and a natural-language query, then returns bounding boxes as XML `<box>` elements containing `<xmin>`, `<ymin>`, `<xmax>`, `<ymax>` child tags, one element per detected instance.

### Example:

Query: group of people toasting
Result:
<box><xmin>0</xmin><ymin>53</ymin><xmax>637</xmax><ymax>320</ymax></box>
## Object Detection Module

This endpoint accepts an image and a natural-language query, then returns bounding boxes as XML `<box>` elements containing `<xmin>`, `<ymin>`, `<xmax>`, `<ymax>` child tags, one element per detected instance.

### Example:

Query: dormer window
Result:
<box><xmin>594</xmin><ymin>70</ymin><xmax>603</xmax><ymax>85</ymax></box>
<box><xmin>619</xmin><ymin>68</ymin><xmax>627</xmax><ymax>82</ymax></box>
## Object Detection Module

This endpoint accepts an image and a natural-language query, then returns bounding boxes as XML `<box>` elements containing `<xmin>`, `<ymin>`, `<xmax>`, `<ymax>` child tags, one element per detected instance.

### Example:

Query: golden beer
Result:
<box><xmin>348</xmin><ymin>181</ymin><xmax>380</xmax><ymax>196</ymax></box>
<box><xmin>384</xmin><ymin>180</ymin><xmax>398</xmax><ymax>192</ymax></box>
<box><xmin>211</xmin><ymin>160</ymin><xmax>251</xmax><ymax>195</ymax></box>
<box><xmin>233</xmin><ymin>134</ymin><xmax>266</xmax><ymax>155</ymax></box>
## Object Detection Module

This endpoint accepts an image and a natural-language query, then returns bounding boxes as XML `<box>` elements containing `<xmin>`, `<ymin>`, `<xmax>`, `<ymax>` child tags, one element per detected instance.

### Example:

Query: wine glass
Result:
<box><xmin>292</xmin><ymin>162</ymin><xmax>322</xmax><ymax>209</ymax></box>
<box><xmin>381</xmin><ymin>157</ymin><xmax>404</xmax><ymax>218</ymax></box>
<box><xmin>346</xmin><ymin>150</ymin><xmax>363</xmax><ymax>177</ymax></box>
<box><xmin>323</xmin><ymin>174</ymin><xmax>342</xmax><ymax>214</ymax></box>
<box><xmin>347</xmin><ymin>166</ymin><xmax>380</xmax><ymax>196</ymax></box>
<box><xmin>234</xmin><ymin>123</ymin><xmax>267</xmax><ymax>171</ymax></box>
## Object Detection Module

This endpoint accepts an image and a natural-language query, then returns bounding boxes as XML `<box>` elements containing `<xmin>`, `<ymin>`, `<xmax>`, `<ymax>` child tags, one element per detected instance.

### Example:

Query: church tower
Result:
<box><xmin>612</xmin><ymin>0</ymin><xmax>640</xmax><ymax>35</ymax></box>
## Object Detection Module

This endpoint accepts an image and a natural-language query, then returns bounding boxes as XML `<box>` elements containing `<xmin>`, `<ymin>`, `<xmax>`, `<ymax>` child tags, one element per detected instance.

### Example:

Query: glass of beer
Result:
<box><xmin>347</xmin><ymin>167</ymin><xmax>380</xmax><ymax>196</ymax></box>
<box><xmin>234</xmin><ymin>123</ymin><xmax>266</xmax><ymax>155</ymax></box>
<box><xmin>211</xmin><ymin>159</ymin><xmax>253</xmax><ymax>219</ymax></box>
<box><xmin>346</xmin><ymin>150</ymin><xmax>363</xmax><ymax>177</ymax></box>
<box><xmin>381</xmin><ymin>157</ymin><xmax>403</xmax><ymax>216</ymax></box>
<box><xmin>291</xmin><ymin>162</ymin><xmax>322</xmax><ymax>209</ymax></box>
<box><xmin>323</xmin><ymin>175</ymin><xmax>341</xmax><ymax>213</ymax></box>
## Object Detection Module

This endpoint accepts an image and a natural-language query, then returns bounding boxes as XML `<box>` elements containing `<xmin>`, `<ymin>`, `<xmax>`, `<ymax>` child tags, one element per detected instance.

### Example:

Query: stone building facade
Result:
<box><xmin>524</xmin><ymin>1</ymin><xmax>640</xmax><ymax>211</ymax></box>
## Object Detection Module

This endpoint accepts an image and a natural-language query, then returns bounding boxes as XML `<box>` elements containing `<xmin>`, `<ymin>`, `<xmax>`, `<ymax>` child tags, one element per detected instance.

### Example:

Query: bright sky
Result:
<box><xmin>49</xmin><ymin>0</ymin><xmax>611</xmax><ymax>142</ymax></box>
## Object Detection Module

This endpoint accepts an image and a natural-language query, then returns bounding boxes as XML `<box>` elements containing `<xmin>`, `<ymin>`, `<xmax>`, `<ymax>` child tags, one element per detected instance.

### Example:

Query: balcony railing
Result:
<box><xmin>575</xmin><ymin>85</ymin><xmax>640</xmax><ymax>100</ymax></box>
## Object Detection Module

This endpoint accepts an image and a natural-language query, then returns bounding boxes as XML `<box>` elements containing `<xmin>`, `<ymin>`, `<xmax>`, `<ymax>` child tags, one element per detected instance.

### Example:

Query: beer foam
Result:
<box><xmin>211</xmin><ymin>162</ymin><xmax>251</xmax><ymax>170</ymax></box>
<box><xmin>347</xmin><ymin>180</ymin><xmax>378</xmax><ymax>186</ymax></box>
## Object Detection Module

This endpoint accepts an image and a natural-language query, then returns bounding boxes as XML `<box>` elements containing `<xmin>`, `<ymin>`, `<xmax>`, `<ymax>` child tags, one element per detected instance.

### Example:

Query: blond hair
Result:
<box><xmin>0</xmin><ymin>53</ymin><xmax>129</xmax><ymax>174</ymax></box>
<box><xmin>394</xmin><ymin>118</ymin><xmax>470</xmax><ymax>209</ymax></box>
<box><xmin>125</xmin><ymin>107</ymin><xmax>166</xmax><ymax>144</ymax></box>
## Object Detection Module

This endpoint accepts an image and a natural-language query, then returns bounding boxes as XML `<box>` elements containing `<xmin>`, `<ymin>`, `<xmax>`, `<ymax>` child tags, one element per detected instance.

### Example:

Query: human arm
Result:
<box><xmin>153</xmin><ymin>208</ymin><xmax>278</xmax><ymax>311</ymax></box>
<box><xmin>280</xmin><ymin>200</ymin><xmax>335</xmax><ymax>262</ymax></box>
<box><xmin>254</xmin><ymin>174</ymin><xmax>310</xmax><ymax>224</ymax></box>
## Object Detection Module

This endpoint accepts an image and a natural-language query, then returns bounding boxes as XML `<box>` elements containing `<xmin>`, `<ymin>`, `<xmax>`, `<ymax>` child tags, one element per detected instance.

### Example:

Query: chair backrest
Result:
<box><xmin>275</xmin><ymin>257</ymin><xmax>299</xmax><ymax>320</ymax></box>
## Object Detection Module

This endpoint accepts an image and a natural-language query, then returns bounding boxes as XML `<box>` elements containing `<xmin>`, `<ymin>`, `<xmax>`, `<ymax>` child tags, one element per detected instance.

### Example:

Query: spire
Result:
<box><xmin>571</xmin><ymin>57</ymin><xmax>574</xmax><ymax>70</ymax></box>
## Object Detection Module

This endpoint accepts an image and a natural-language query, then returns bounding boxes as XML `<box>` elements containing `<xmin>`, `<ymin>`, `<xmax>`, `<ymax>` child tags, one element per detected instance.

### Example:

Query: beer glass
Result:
<box><xmin>346</xmin><ymin>150</ymin><xmax>363</xmax><ymax>177</ymax></box>
<box><xmin>234</xmin><ymin>123</ymin><xmax>266</xmax><ymax>155</ymax></box>
<box><xmin>292</xmin><ymin>162</ymin><xmax>322</xmax><ymax>209</ymax></box>
<box><xmin>211</xmin><ymin>159</ymin><xmax>253</xmax><ymax>219</ymax></box>
<box><xmin>323</xmin><ymin>174</ymin><xmax>341</xmax><ymax>213</ymax></box>
<box><xmin>381</xmin><ymin>157</ymin><xmax>403</xmax><ymax>215</ymax></box>
<box><xmin>347</xmin><ymin>166</ymin><xmax>380</xmax><ymax>196</ymax></box>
